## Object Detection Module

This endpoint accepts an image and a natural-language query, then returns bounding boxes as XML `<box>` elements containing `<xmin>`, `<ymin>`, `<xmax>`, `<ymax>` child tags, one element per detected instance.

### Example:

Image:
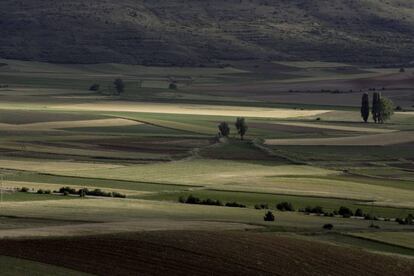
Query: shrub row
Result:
<box><xmin>254</xmin><ymin>203</ymin><xmax>269</xmax><ymax>210</ymax></box>
<box><xmin>396</xmin><ymin>214</ymin><xmax>413</xmax><ymax>225</ymax></box>
<box><xmin>179</xmin><ymin>195</ymin><xmax>246</xmax><ymax>208</ymax></box>
<box><xmin>180</xmin><ymin>197</ymin><xmax>413</xmax><ymax>226</ymax></box>
<box><xmin>299</xmin><ymin>206</ymin><xmax>368</xmax><ymax>218</ymax></box>
<box><xmin>37</xmin><ymin>189</ymin><xmax>51</xmax><ymax>194</ymax></box>
<box><xmin>19</xmin><ymin>187</ymin><xmax>30</xmax><ymax>193</ymax></box>
<box><xmin>58</xmin><ymin>187</ymin><xmax>126</xmax><ymax>198</ymax></box>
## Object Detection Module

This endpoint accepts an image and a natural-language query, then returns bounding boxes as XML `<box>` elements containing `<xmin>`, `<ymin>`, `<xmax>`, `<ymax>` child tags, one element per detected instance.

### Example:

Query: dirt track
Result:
<box><xmin>0</xmin><ymin>231</ymin><xmax>413</xmax><ymax>276</ymax></box>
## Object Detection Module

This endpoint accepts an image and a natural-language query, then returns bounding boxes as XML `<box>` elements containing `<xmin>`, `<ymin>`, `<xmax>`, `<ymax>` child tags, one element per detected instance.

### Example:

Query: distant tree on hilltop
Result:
<box><xmin>218</xmin><ymin>122</ymin><xmax>230</xmax><ymax>137</ymax></box>
<box><xmin>114</xmin><ymin>78</ymin><xmax>125</xmax><ymax>95</ymax></box>
<box><xmin>235</xmin><ymin>117</ymin><xmax>248</xmax><ymax>140</ymax></box>
<box><xmin>379</xmin><ymin>97</ymin><xmax>394</xmax><ymax>123</ymax></box>
<box><xmin>372</xmin><ymin>93</ymin><xmax>394</xmax><ymax>123</ymax></box>
<box><xmin>361</xmin><ymin>93</ymin><xmax>370</xmax><ymax>123</ymax></box>
<box><xmin>89</xmin><ymin>83</ymin><xmax>100</xmax><ymax>91</ymax></box>
<box><xmin>372</xmin><ymin>92</ymin><xmax>381</xmax><ymax>123</ymax></box>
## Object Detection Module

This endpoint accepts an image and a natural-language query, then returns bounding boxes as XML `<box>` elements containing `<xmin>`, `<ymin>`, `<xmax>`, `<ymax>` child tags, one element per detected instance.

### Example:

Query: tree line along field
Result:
<box><xmin>0</xmin><ymin>59</ymin><xmax>413</xmax><ymax>274</ymax></box>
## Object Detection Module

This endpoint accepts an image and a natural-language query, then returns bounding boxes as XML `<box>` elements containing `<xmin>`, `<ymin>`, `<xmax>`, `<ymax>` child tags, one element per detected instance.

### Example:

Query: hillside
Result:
<box><xmin>1</xmin><ymin>0</ymin><xmax>414</xmax><ymax>65</ymax></box>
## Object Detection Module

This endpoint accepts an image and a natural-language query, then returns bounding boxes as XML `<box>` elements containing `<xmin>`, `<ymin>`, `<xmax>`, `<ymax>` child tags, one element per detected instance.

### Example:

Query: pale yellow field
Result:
<box><xmin>265</xmin><ymin>131</ymin><xmax>414</xmax><ymax>146</ymax></box>
<box><xmin>0</xmin><ymin>118</ymin><xmax>141</xmax><ymax>132</ymax></box>
<box><xmin>271</xmin><ymin>122</ymin><xmax>395</xmax><ymax>133</ymax></box>
<box><xmin>8</xmin><ymin>158</ymin><xmax>411</xmax><ymax>207</ymax></box>
<box><xmin>49</xmin><ymin>160</ymin><xmax>336</xmax><ymax>186</ymax></box>
<box><xmin>52</xmin><ymin>101</ymin><xmax>331</xmax><ymax>119</ymax></box>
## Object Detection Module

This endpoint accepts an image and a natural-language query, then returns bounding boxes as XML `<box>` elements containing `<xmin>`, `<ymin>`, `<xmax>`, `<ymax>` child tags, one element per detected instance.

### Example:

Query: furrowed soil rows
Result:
<box><xmin>0</xmin><ymin>231</ymin><xmax>412</xmax><ymax>276</ymax></box>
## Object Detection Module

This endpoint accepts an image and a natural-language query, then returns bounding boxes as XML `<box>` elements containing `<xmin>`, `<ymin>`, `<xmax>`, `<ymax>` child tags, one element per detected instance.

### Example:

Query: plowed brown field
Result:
<box><xmin>0</xmin><ymin>231</ymin><xmax>413</xmax><ymax>276</ymax></box>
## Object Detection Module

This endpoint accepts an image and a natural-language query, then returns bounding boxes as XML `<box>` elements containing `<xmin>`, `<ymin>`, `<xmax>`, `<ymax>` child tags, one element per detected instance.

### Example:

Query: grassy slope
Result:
<box><xmin>0</xmin><ymin>1</ymin><xmax>414</xmax><ymax>64</ymax></box>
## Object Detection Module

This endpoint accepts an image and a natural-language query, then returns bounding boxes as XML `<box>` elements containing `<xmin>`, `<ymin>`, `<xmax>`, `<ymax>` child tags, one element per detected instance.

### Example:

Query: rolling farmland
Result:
<box><xmin>0</xmin><ymin>59</ymin><xmax>413</xmax><ymax>274</ymax></box>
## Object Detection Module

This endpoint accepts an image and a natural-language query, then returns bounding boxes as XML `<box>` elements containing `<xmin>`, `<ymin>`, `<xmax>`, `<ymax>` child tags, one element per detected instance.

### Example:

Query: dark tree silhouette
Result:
<box><xmin>361</xmin><ymin>93</ymin><xmax>370</xmax><ymax>123</ymax></box>
<box><xmin>114</xmin><ymin>78</ymin><xmax>125</xmax><ymax>95</ymax></box>
<box><xmin>263</xmin><ymin>211</ymin><xmax>275</xmax><ymax>222</ymax></box>
<box><xmin>235</xmin><ymin>117</ymin><xmax>248</xmax><ymax>140</ymax></box>
<box><xmin>89</xmin><ymin>83</ymin><xmax>100</xmax><ymax>91</ymax></box>
<box><xmin>379</xmin><ymin>96</ymin><xmax>394</xmax><ymax>123</ymax></box>
<box><xmin>218</xmin><ymin>122</ymin><xmax>230</xmax><ymax>137</ymax></box>
<box><xmin>372</xmin><ymin>92</ymin><xmax>381</xmax><ymax>123</ymax></box>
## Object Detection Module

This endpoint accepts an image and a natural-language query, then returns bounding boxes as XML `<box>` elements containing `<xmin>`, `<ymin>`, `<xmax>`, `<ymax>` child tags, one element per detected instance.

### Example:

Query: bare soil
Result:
<box><xmin>0</xmin><ymin>231</ymin><xmax>413</xmax><ymax>276</ymax></box>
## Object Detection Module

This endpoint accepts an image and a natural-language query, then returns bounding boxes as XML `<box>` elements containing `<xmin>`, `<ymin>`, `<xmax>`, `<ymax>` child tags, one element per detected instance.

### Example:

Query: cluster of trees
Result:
<box><xmin>396</xmin><ymin>214</ymin><xmax>413</xmax><ymax>225</ymax></box>
<box><xmin>264</xmin><ymin>211</ymin><xmax>275</xmax><ymax>221</ymax></box>
<box><xmin>89</xmin><ymin>78</ymin><xmax>125</xmax><ymax>95</ymax></box>
<box><xmin>218</xmin><ymin>117</ymin><xmax>248</xmax><ymax>140</ymax></box>
<box><xmin>361</xmin><ymin>92</ymin><xmax>394</xmax><ymax>123</ymax></box>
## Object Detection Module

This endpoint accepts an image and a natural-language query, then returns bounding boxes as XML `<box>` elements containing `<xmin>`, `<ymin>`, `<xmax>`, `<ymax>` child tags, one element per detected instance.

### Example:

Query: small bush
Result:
<box><xmin>369</xmin><ymin>222</ymin><xmax>380</xmax><ymax>229</ymax></box>
<box><xmin>304</xmin><ymin>206</ymin><xmax>324</xmax><ymax>214</ymax></box>
<box><xmin>185</xmin><ymin>195</ymin><xmax>201</xmax><ymax>204</ymax></box>
<box><xmin>19</xmin><ymin>187</ymin><xmax>29</xmax><ymax>193</ymax></box>
<box><xmin>397</xmin><ymin>214</ymin><xmax>414</xmax><ymax>225</ymax></box>
<box><xmin>364</xmin><ymin>214</ymin><xmax>373</xmax><ymax>220</ymax></box>
<box><xmin>89</xmin><ymin>83</ymin><xmax>100</xmax><ymax>91</ymax></box>
<box><xmin>201</xmin><ymin>198</ymin><xmax>223</xmax><ymax>206</ymax></box>
<box><xmin>169</xmin><ymin>83</ymin><xmax>178</xmax><ymax>90</ymax></box>
<box><xmin>354</xmin><ymin>208</ymin><xmax>364</xmax><ymax>217</ymax></box>
<box><xmin>37</xmin><ymin>189</ymin><xmax>44</xmax><ymax>194</ymax></box>
<box><xmin>264</xmin><ymin>211</ymin><xmax>275</xmax><ymax>222</ymax></box>
<box><xmin>79</xmin><ymin>188</ymin><xmax>88</xmax><ymax>198</ymax></box>
<box><xmin>323</xmin><ymin>224</ymin><xmax>334</xmax><ymax>230</ymax></box>
<box><xmin>44</xmin><ymin>190</ymin><xmax>51</xmax><ymax>194</ymax></box>
<box><xmin>88</xmin><ymin>189</ymin><xmax>111</xmax><ymax>197</ymax></box>
<box><xmin>225</xmin><ymin>202</ymin><xmax>246</xmax><ymax>208</ymax></box>
<box><xmin>338</xmin><ymin>206</ymin><xmax>353</xmax><ymax>218</ymax></box>
<box><xmin>59</xmin><ymin>187</ymin><xmax>77</xmax><ymax>195</ymax></box>
<box><xmin>276</xmin><ymin>202</ymin><xmax>294</xmax><ymax>212</ymax></box>
<box><xmin>112</xmin><ymin>192</ymin><xmax>126</xmax><ymax>198</ymax></box>
<box><xmin>254</xmin><ymin>203</ymin><xmax>269</xmax><ymax>210</ymax></box>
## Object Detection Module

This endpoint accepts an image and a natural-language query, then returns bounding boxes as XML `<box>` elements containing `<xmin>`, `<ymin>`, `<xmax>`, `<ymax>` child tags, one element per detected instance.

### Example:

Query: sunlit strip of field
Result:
<box><xmin>265</xmin><ymin>131</ymin><xmax>414</xmax><ymax>146</ymax></box>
